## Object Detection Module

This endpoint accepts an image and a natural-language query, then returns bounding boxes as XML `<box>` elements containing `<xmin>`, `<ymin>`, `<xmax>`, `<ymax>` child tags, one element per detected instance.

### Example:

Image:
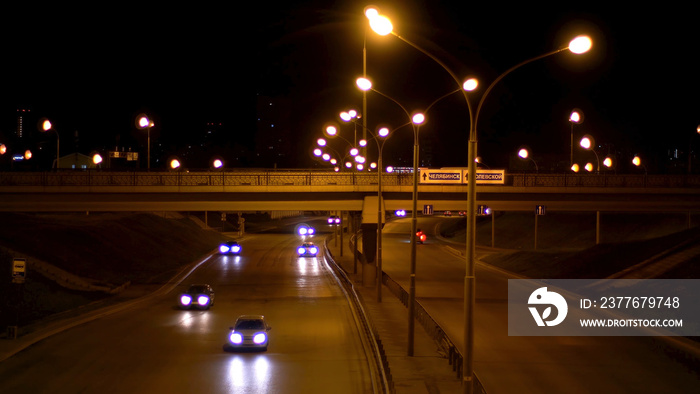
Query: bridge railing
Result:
<box><xmin>1</xmin><ymin>170</ymin><xmax>699</xmax><ymax>188</ymax></box>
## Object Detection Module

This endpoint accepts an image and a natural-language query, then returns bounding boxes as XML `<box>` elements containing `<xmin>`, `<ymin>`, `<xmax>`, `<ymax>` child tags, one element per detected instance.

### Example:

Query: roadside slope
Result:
<box><xmin>0</xmin><ymin>212</ymin><xmax>228</xmax><ymax>332</ymax></box>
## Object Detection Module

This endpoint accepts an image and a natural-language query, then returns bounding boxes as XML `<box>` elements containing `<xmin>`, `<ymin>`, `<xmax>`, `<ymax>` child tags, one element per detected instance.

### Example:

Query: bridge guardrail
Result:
<box><xmin>323</xmin><ymin>237</ymin><xmax>393</xmax><ymax>394</ymax></box>
<box><xmin>2</xmin><ymin>170</ymin><xmax>700</xmax><ymax>189</ymax></box>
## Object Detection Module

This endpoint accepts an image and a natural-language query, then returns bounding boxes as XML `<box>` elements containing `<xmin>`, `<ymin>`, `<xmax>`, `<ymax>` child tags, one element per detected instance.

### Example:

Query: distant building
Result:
<box><xmin>16</xmin><ymin>108</ymin><xmax>32</xmax><ymax>139</ymax></box>
<box><xmin>57</xmin><ymin>152</ymin><xmax>98</xmax><ymax>169</ymax></box>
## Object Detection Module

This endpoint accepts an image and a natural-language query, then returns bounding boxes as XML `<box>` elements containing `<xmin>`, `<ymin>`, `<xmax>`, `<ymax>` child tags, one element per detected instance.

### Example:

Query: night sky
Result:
<box><xmin>3</xmin><ymin>2</ymin><xmax>699</xmax><ymax>172</ymax></box>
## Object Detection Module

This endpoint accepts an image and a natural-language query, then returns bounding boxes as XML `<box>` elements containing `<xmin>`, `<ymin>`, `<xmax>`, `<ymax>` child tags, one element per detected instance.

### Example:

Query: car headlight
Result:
<box><xmin>231</xmin><ymin>245</ymin><xmax>241</xmax><ymax>253</ymax></box>
<box><xmin>309</xmin><ymin>247</ymin><xmax>318</xmax><ymax>254</ymax></box>
<box><xmin>230</xmin><ymin>332</ymin><xmax>243</xmax><ymax>344</ymax></box>
<box><xmin>219</xmin><ymin>245</ymin><xmax>230</xmax><ymax>253</ymax></box>
<box><xmin>180</xmin><ymin>294</ymin><xmax>192</xmax><ymax>306</ymax></box>
<box><xmin>253</xmin><ymin>332</ymin><xmax>267</xmax><ymax>344</ymax></box>
<box><xmin>297</xmin><ymin>247</ymin><xmax>306</xmax><ymax>255</ymax></box>
<box><xmin>197</xmin><ymin>295</ymin><xmax>210</xmax><ymax>305</ymax></box>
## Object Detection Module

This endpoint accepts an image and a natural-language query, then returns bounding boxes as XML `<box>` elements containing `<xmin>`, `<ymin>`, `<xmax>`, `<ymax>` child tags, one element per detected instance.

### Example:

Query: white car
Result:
<box><xmin>225</xmin><ymin>315</ymin><xmax>272</xmax><ymax>351</ymax></box>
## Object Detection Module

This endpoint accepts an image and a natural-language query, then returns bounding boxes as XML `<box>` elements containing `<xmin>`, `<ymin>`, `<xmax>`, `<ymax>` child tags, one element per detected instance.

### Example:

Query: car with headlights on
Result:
<box><xmin>225</xmin><ymin>315</ymin><xmax>272</xmax><ymax>351</ymax></box>
<box><xmin>219</xmin><ymin>241</ymin><xmax>242</xmax><ymax>255</ymax></box>
<box><xmin>327</xmin><ymin>215</ymin><xmax>341</xmax><ymax>224</ymax></box>
<box><xmin>297</xmin><ymin>242</ymin><xmax>318</xmax><ymax>257</ymax></box>
<box><xmin>178</xmin><ymin>284</ymin><xmax>215</xmax><ymax>309</ymax></box>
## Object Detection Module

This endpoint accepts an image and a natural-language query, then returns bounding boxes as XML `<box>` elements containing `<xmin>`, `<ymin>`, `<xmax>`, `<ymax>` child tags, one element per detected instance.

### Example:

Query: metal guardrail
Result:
<box><xmin>2</xmin><ymin>170</ymin><xmax>700</xmax><ymax>188</ymax></box>
<box><xmin>382</xmin><ymin>274</ymin><xmax>486</xmax><ymax>393</ymax></box>
<box><xmin>348</xmin><ymin>232</ymin><xmax>482</xmax><ymax>393</ymax></box>
<box><xmin>322</xmin><ymin>237</ymin><xmax>393</xmax><ymax>394</ymax></box>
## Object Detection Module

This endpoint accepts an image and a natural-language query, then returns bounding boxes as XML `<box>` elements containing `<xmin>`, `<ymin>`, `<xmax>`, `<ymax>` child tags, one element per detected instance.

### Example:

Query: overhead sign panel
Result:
<box><xmin>419</xmin><ymin>168</ymin><xmax>505</xmax><ymax>185</ymax></box>
<box><xmin>467</xmin><ymin>169</ymin><xmax>506</xmax><ymax>185</ymax></box>
<box><xmin>419</xmin><ymin>169</ymin><xmax>462</xmax><ymax>184</ymax></box>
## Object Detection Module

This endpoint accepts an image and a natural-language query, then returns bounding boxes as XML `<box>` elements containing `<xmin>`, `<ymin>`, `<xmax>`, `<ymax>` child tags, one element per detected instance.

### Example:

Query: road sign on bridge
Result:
<box><xmin>419</xmin><ymin>168</ymin><xmax>505</xmax><ymax>185</ymax></box>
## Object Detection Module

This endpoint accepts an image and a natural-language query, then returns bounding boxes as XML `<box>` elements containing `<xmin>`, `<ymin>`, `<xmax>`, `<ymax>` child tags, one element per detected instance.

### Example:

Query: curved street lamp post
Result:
<box><xmin>40</xmin><ymin>119</ymin><xmax>59</xmax><ymax>170</ymax></box>
<box><xmin>358</xmin><ymin>76</ymin><xmax>468</xmax><ymax>348</ymax></box>
<box><xmin>136</xmin><ymin>115</ymin><xmax>154</xmax><ymax>170</ymax></box>
<box><xmin>366</xmin><ymin>8</ymin><xmax>592</xmax><ymax>393</ymax></box>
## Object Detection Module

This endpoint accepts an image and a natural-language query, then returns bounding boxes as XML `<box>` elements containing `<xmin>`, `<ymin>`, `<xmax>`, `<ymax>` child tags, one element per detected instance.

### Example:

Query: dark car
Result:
<box><xmin>225</xmin><ymin>315</ymin><xmax>272</xmax><ymax>351</ymax></box>
<box><xmin>178</xmin><ymin>284</ymin><xmax>215</xmax><ymax>309</ymax></box>
<box><xmin>219</xmin><ymin>241</ymin><xmax>241</xmax><ymax>255</ymax></box>
<box><xmin>297</xmin><ymin>242</ymin><xmax>318</xmax><ymax>257</ymax></box>
<box><xmin>327</xmin><ymin>215</ymin><xmax>341</xmax><ymax>224</ymax></box>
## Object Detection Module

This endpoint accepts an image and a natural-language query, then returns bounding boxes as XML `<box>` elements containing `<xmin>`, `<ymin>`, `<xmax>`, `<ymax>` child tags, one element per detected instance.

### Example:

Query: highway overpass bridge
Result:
<box><xmin>1</xmin><ymin>170</ymin><xmax>700</xmax><ymax>214</ymax></box>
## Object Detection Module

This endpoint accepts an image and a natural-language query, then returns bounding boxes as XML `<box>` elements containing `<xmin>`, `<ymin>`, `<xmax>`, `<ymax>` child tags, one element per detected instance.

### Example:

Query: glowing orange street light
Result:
<box><xmin>136</xmin><ymin>114</ymin><xmax>154</xmax><ymax>170</ymax></box>
<box><xmin>39</xmin><ymin>118</ymin><xmax>59</xmax><ymax>169</ymax></box>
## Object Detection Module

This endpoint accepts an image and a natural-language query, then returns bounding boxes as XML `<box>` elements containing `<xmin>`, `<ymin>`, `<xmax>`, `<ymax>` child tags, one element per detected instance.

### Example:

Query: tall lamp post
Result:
<box><xmin>39</xmin><ymin>119</ymin><xmax>59</xmax><ymax>170</ymax></box>
<box><xmin>365</xmin><ymin>126</ymin><xmax>392</xmax><ymax>303</ymax></box>
<box><xmin>358</xmin><ymin>76</ymin><xmax>468</xmax><ymax>350</ymax></box>
<box><xmin>569</xmin><ymin>110</ymin><xmax>584</xmax><ymax>166</ymax></box>
<box><xmin>136</xmin><ymin>114</ymin><xmax>154</xmax><ymax>170</ymax></box>
<box><xmin>366</xmin><ymin>8</ymin><xmax>592</xmax><ymax>393</ymax></box>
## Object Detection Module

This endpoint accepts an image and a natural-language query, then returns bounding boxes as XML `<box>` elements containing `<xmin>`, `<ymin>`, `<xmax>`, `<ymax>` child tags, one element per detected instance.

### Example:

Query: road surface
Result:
<box><xmin>0</xmin><ymin>233</ymin><xmax>371</xmax><ymax>394</ymax></box>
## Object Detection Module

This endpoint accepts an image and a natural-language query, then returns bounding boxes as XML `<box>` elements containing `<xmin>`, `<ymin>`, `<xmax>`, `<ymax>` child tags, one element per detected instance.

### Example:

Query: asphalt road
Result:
<box><xmin>0</xmin><ymin>233</ymin><xmax>371</xmax><ymax>394</ymax></box>
<box><xmin>381</xmin><ymin>217</ymin><xmax>700</xmax><ymax>393</ymax></box>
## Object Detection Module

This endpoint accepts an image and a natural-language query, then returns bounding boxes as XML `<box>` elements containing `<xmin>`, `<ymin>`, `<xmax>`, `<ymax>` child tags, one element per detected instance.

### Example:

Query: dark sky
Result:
<box><xmin>3</xmin><ymin>2</ymin><xmax>699</xmax><ymax>171</ymax></box>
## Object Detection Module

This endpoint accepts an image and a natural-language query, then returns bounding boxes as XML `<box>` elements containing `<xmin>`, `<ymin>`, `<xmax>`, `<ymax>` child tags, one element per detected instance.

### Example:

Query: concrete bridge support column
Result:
<box><xmin>361</xmin><ymin>223</ymin><xmax>377</xmax><ymax>288</ymax></box>
<box><xmin>361</xmin><ymin>195</ymin><xmax>384</xmax><ymax>288</ymax></box>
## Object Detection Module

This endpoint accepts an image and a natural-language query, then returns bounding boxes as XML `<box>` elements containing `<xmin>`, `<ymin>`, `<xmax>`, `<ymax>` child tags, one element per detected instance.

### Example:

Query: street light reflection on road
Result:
<box><xmin>297</xmin><ymin>257</ymin><xmax>321</xmax><ymax>276</ymax></box>
<box><xmin>175</xmin><ymin>310</ymin><xmax>212</xmax><ymax>334</ymax></box>
<box><xmin>226</xmin><ymin>355</ymin><xmax>272</xmax><ymax>392</ymax></box>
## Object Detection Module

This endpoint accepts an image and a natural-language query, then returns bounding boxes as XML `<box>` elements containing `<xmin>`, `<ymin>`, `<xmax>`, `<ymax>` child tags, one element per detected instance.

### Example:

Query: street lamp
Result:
<box><xmin>358</xmin><ymin>75</ymin><xmax>464</xmax><ymax>351</ymax></box>
<box><xmin>367</xmin><ymin>7</ymin><xmax>592</xmax><ymax>392</ymax></box>
<box><xmin>316</xmin><ymin>130</ymin><xmax>362</xmax><ymax>171</ymax></box>
<box><xmin>92</xmin><ymin>152</ymin><xmax>103</xmax><ymax>167</ymax></box>
<box><xmin>517</xmin><ymin>147</ymin><xmax>539</xmax><ymax>172</ymax></box>
<box><xmin>39</xmin><ymin>118</ymin><xmax>59</xmax><ymax>170</ymax></box>
<box><xmin>632</xmin><ymin>155</ymin><xmax>647</xmax><ymax>174</ymax></box>
<box><xmin>211</xmin><ymin>157</ymin><xmax>224</xmax><ymax>170</ymax></box>
<box><xmin>569</xmin><ymin>109</ymin><xmax>584</xmax><ymax>166</ymax></box>
<box><xmin>603</xmin><ymin>156</ymin><xmax>614</xmax><ymax>170</ymax></box>
<box><xmin>136</xmin><ymin>114</ymin><xmax>154</xmax><ymax>170</ymax></box>
<box><xmin>355</xmin><ymin>124</ymin><xmax>396</xmax><ymax>302</ymax></box>
<box><xmin>579</xmin><ymin>135</ymin><xmax>600</xmax><ymax>172</ymax></box>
